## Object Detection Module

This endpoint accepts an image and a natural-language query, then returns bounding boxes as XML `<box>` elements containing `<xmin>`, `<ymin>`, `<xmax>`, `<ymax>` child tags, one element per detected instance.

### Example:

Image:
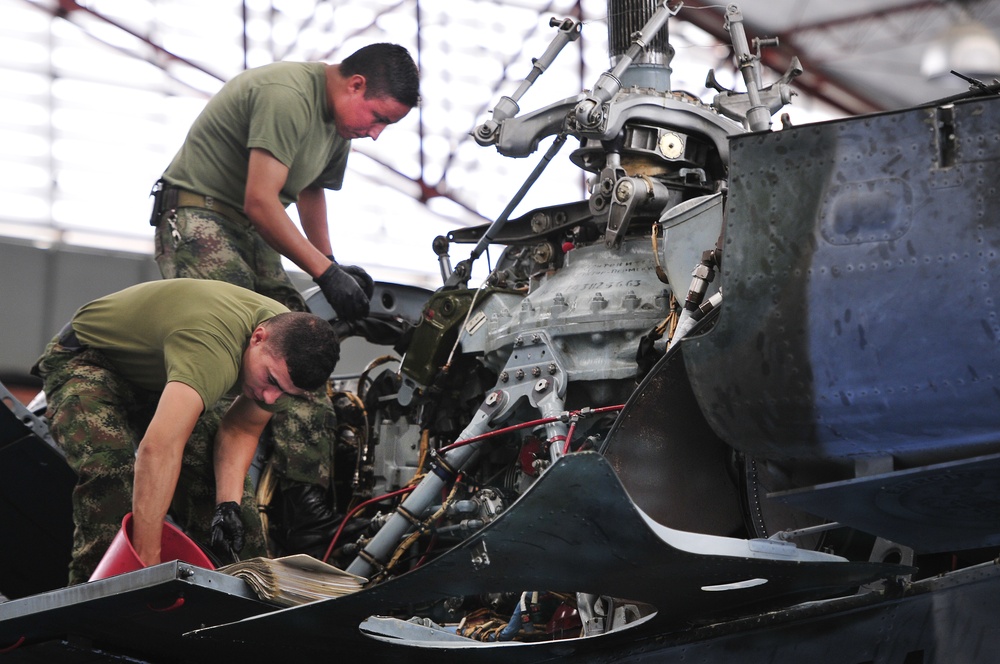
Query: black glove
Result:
<box><xmin>314</xmin><ymin>262</ymin><xmax>370</xmax><ymax>321</ymax></box>
<box><xmin>341</xmin><ymin>265</ymin><xmax>375</xmax><ymax>299</ymax></box>
<box><xmin>210</xmin><ymin>501</ymin><xmax>245</xmax><ymax>556</ymax></box>
<box><xmin>325</xmin><ymin>255</ymin><xmax>374</xmax><ymax>298</ymax></box>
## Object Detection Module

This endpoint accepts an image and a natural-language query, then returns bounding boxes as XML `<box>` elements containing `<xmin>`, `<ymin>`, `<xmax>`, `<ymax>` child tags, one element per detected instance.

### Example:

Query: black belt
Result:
<box><xmin>57</xmin><ymin>322</ymin><xmax>85</xmax><ymax>351</ymax></box>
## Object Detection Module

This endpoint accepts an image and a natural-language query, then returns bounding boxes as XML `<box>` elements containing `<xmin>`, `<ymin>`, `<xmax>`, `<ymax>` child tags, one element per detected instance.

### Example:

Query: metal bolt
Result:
<box><xmin>530</xmin><ymin>212</ymin><xmax>550</xmax><ymax>233</ymax></box>
<box><xmin>500</xmin><ymin>371</ymin><xmax>509</xmax><ymax>383</ymax></box>
<box><xmin>531</xmin><ymin>366</ymin><xmax>541</xmax><ymax>377</ymax></box>
<box><xmin>534</xmin><ymin>379</ymin><xmax>550</xmax><ymax>393</ymax></box>
<box><xmin>532</xmin><ymin>242</ymin><xmax>554</xmax><ymax>264</ymax></box>
<box><xmin>615</xmin><ymin>178</ymin><xmax>634</xmax><ymax>202</ymax></box>
<box><xmin>548</xmin><ymin>363</ymin><xmax>557</xmax><ymax>375</ymax></box>
<box><xmin>622</xmin><ymin>290</ymin><xmax>640</xmax><ymax>310</ymax></box>
<box><xmin>515</xmin><ymin>368</ymin><xmax>525</xmax><ymax>380</ymax></box>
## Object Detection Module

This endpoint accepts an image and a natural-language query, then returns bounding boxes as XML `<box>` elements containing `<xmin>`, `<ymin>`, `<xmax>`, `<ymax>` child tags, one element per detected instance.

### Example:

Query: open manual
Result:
<box><xmin>217</xmin><ymin>554</ymin><xmax>368</xmax><ymax>607</ymax></box>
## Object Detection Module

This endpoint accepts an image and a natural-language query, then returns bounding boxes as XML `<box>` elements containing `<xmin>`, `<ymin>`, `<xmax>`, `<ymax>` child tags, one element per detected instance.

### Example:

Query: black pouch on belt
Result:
<box><xmin>148</xmin><ymin>179</ymin><xmax>178</xmax><ymax>226</ymax></box>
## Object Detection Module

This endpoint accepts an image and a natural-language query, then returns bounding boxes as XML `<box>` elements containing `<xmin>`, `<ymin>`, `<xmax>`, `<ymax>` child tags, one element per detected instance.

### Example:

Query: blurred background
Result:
<box><xmin>3</xmin><ymin>0</ymin><xmax>999</xmax><ymax>396</ymax></box>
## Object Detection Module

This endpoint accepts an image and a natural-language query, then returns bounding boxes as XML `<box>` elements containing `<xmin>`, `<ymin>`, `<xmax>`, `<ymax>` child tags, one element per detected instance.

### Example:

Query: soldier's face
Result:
<box><xmin>335</xmin><ymin>78</ymin><xmax>411</xmax><ymax>141</ymax></box>
<box><xmin>240</xmin><ymin>326</ymin><xmax>305</xmax><ymax>405</ymax></box>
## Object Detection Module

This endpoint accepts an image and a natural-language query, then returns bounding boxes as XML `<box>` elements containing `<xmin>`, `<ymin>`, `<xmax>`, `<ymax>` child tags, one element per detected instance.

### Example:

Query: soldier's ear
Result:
<box><xmin>250</xmin><ymin>325</ymin><xmax>269</xmax><ymax>347</ymax></box>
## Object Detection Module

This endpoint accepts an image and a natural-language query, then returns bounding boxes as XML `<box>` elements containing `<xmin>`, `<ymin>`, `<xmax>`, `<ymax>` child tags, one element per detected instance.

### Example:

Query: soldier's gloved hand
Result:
<box><xmin>340</xmin><ymin>265</ymin><xmax>374</xmax><ymax>299</ymax></box>
<box><xmin>314</xmin><ymin>262</ymin><xmax>370</xmax><ymax>321</ymax></box>
<box><xmin>210</xmin><ymin>501</ymin><xmax>245</xmax><ymax>556</ymax></box>
<box><xmin>325</xmin><ymin>255</ymin><xmax>374</xmax><ymax>298</ymax></box>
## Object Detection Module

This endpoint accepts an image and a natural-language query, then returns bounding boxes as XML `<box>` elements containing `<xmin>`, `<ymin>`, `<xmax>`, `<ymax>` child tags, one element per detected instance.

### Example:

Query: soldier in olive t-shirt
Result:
<box><xmin>162</xmin><ymin>61</ymin><xmax>351</xmax><ymax>214</ymax></box>
<box><xmin>72</xmin><ymin>279</ymin><xmax>289</xmax><ymax>409</ymax></box>
<box><xmin>35</xmin><ymin>279</ymin><xmax>339</xmax><ymax>584</ymax></box>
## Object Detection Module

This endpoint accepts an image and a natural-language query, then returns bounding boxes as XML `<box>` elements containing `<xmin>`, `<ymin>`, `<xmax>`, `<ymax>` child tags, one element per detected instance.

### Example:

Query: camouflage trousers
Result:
<box><xmin>35</xmin><ymin>337</ymin><xmax>267</xmax><ymax>585</ymax></box>
<box><xmin>154</xmin><ymin>205</ymin><xmax>338</xmax><ymax>489</ymax></box>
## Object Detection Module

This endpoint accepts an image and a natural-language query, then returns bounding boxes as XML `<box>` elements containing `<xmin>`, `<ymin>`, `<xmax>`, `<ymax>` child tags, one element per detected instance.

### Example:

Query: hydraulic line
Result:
<box><xmin>407</xmin><ymin>429</ymin><xmax>432</xmax><ymax>486</ymax></box>
<box><xmin>561</xmin><ymin>415</ymin><xmax>580</xmax><ymax>455</ymax></box>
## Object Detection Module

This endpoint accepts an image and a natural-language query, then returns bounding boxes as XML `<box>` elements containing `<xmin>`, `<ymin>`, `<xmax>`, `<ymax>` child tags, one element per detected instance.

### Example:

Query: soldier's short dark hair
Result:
<box><xmin>263</xmin><ymin>312</ymin><xmax>340</xmax><ymax>390</ymax></box>
<box><xmin>341</xmin><ymin>42</ymin><xmax>420</xmax><ymax>108</ymax></box>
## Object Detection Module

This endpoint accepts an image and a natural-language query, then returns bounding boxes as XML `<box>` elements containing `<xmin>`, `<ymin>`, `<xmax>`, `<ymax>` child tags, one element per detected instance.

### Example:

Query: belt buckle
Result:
<box><xmin>204</xmin><ymin>195</ymin><xmax>216</xmax><ymax>210</ymax></box>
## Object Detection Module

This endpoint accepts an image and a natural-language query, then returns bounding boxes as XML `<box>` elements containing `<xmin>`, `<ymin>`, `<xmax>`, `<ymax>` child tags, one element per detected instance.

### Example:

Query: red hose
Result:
<box><xmin>439</xmin><ymin>404</ymin><xmax>625</xmax><ymax>454</ymax></box>
<box><xmin>322</xmin><ymin>486</ymin><xmax>414</xmax><ymax>563</ymax></box>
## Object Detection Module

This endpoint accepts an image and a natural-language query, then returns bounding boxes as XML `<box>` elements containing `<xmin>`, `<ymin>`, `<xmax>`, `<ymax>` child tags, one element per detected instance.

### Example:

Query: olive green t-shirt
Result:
<box><xmin>163</xmin><ymin>61</ymin><xmax>351</xmax><ymax>210</ymax></box>
<box><xmin>71</xmin><ymin>279</ymin><xmax>289</xmax><ymax>410</ymax></box>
